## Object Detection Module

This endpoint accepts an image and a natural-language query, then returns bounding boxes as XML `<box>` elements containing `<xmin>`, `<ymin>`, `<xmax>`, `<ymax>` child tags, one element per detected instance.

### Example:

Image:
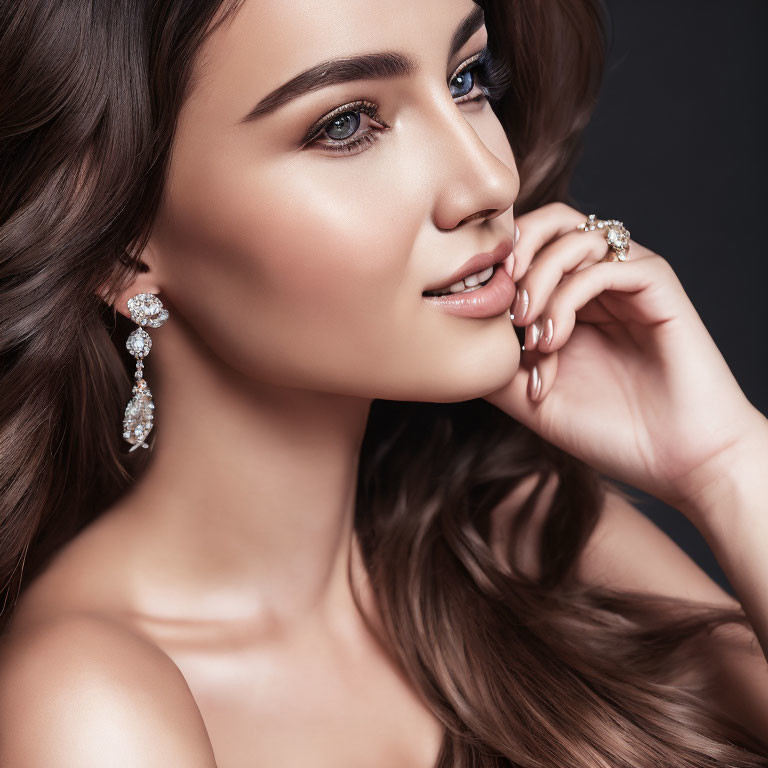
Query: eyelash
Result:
<box><xmin>303</xmin><ymin>47</ymin><xmax>514</xmax><ymax>156</ymax></box>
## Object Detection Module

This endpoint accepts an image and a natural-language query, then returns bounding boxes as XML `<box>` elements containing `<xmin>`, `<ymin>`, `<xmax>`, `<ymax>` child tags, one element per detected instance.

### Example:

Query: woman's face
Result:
<box><xmin>148</xmin><ymin>0</ymin><xmax>521</xmax><ymax>402</ymax></box>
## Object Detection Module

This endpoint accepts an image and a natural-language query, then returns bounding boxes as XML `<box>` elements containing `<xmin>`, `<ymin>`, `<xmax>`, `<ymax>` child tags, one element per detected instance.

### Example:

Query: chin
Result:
<box><xmin>413</xmin><ymin>335</ymin><xmax>521</xmax><ymax>404</ymax></box>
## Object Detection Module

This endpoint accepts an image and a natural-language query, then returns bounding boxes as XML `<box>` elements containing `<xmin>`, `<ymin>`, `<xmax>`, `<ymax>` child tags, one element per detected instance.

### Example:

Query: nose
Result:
<box><xmin>427</xmin><ymin>94</ymin><xmax>519</xmax><ymax>230</ymax></box>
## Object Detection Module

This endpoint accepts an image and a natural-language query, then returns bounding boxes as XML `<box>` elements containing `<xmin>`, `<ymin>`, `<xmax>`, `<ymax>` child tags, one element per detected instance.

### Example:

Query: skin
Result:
<box><xmin>2</xmin><ymin>0</ymin><xmax>768</xmax><ymax>764</ymax></box>
<box><xmin>6</xmin><ymin>1</ymin><xmax>519</xmax><ymax>764</ymax></box>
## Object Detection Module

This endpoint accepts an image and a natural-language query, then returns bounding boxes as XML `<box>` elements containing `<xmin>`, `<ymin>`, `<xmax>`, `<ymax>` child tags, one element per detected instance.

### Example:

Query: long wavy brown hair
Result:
<box><xmin>1</xmin><ymin>0</ymin><xmax>766</xmax><ymax>765</ymax></box>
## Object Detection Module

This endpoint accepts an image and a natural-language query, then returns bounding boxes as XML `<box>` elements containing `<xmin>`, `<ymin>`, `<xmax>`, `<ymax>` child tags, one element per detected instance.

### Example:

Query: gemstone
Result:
<box><xmin>127</xmin><ymin>293</ymin><xmax>169</xmax><ymax>329</ymax></box>
<box><xmin>606</xmin><ymin>223</ymin><xmax>630</xmax><ymax>252</ymax></box>
<box><xmin>123</xmin><ymin>379</ymin><xmax>155</xmax><ymax>450</ymax></box>
<box><xmin>126</xmin><ymin>327</ymin><xmax>152</xmax><ymax>358</ymax></box>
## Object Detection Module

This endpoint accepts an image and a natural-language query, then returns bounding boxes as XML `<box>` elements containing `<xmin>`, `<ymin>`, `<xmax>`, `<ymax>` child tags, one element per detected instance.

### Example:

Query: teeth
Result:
<box><xmin>433</xmin><ymin>265</ymin><xmax>495</xmax><ymax>296</ymax></box>
<box><xmin>463</xmin><ymin>266</ymin><xmax>494</xmax><ymax>287</ymax></box>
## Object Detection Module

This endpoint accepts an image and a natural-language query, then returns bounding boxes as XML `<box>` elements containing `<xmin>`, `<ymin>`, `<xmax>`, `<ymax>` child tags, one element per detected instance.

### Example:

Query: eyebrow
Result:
<box><xmin>239</xmin><ymin>4</ymin><xmax>485</xmax><ymax>124</ymax></box>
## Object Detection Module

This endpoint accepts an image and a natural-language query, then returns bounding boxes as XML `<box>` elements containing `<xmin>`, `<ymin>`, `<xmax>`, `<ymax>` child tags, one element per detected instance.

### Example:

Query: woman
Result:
<box><xmin>0</xmin><ymin>0</ymin><xmax>767</xmax><ymax>765</ymax></box>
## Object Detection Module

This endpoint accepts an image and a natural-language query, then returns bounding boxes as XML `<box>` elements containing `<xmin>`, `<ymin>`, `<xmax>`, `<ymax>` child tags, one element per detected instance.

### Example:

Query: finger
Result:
<box><xmin>536</xmin><ymin>255</ymin><xmax>676</xmax><ymax>354</ymax></box>
<box><xmin>529</xmin><ymin>348</ymin><xmax>559</xmax><ymax>404</ymax></box>
<box><xmin>485</xmin><ymin>347</ymin><xmax>559</xmax><ymax>421</ymax></box>
<box><xmin>511</xmin><ymin>202</ymin><xmax>588</xmax><ymax>282</ymax></box>
<box><xmin>511</xmin><ymin>228</ymin><xmax>612</xmax><ymax>329</ymax></box>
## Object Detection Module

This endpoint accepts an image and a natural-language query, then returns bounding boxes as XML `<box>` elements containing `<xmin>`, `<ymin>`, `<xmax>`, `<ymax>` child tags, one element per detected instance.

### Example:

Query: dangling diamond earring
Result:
<box><xmin>122</xmin><ymin>292</ymin><xmax>169</xmax><ymax>452</ymax></box>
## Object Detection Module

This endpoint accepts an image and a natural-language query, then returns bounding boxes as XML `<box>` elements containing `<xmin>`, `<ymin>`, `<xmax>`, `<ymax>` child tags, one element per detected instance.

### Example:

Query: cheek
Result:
<box><xmin>155</xmin><ymin>151</ymin><xmax>426</xmax><ymax>391</ymax></box>
<box><xmin>254</xmin><ymin>159</ymin><xmax>410</xmax><ymax>310</ymax></box>
<box><xmin>239</xmin><ymin>157</ymin><xmax>431</xmax><ymax>351</ymax></box>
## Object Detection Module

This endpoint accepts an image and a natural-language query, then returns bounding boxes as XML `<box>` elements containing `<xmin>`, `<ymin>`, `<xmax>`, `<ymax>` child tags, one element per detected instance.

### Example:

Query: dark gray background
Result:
<box><xmin>568</xmin><ymin>0</ymin><xmax>767</xmax><ymax>595</ymax></box>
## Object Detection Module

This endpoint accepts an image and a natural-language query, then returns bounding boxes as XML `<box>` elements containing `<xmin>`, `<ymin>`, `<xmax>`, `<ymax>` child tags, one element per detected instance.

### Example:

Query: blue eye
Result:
<box><xmin>449</xmin><ymin>47</ymin><xmax>515</xmax><ymax>104</ymax></box>
<box><xmin>450</xmin><ymin>68</ymin><xmax>476</xmax><ymax>99</ymax></box>
<box><xmin>305</xmin><ymin>47</ymin><xmax>514</xmax><ymax>156</ymax></box>
<box><xmin>302</xmin><ymin>100</ymin><xmax>388</xmax><ymax>156</ymax></box>
<box><xmin>324</xmin><ymin>111</ymin><xmax>361</xmax><ymax>142</ymax></box>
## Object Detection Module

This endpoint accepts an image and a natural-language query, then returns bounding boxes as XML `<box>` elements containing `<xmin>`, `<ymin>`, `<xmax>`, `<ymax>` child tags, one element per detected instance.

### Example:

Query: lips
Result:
<box><xmin>421</xmin><ymin>261</ymin><xmax>517</xmax><ymax>319</ymax></box>
<box><xmin>422</xmin><ymin>237</ymin><xmax>515</xmax><ymax>295</ymax></box>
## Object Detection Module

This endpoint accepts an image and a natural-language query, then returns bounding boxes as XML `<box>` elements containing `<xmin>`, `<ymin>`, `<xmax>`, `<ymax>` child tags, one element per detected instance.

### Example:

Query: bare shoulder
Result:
<box><xmin>0</xmin><ymin>613</ymin><xmax>217</xmax><ymax>767</ymax></box>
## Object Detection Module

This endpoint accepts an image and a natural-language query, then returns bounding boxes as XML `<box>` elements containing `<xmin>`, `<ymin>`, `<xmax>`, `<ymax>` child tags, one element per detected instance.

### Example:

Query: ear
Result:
<box><xmin>99</xmin><ymin>241</ymin><xmax>163</xmax><ymax>321</ymax></box>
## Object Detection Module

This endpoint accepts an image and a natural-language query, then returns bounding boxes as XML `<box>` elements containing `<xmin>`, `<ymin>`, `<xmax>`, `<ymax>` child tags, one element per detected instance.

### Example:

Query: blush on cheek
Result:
<box><xmin>240</xmin><ymin>188</ymin><xmax>410</xmax><ymax>305</ymax></box>
<box><xmin>161</xmin><ymin>144</ymin><xmax>429</xmax><ymax>367</ymax></box>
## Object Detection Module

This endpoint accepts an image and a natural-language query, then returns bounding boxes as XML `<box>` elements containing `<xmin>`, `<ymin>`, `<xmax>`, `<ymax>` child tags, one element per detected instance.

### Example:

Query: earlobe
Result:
<box><xmin>112</xmin><ymin>277</ymin><xmax>163</xmax><ymax>320</ymax></box>
<box><xmin>98</xmin><ymin>245</ymin><xmax>163</xmax><ymax>319</ymax></box>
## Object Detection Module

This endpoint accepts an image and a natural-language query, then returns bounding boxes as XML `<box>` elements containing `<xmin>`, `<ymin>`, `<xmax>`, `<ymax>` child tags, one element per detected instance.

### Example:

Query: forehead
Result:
<box><xmin>190</xmin><ymin>0</ymin><xmax>483</xmax><ymax>107</ymax></box>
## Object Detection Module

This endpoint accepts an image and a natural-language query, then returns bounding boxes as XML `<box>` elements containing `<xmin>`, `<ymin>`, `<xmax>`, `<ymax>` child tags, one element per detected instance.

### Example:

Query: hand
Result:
<box><xmin>482</xmin><ymin>202</ymin><xmax>764</xmax><ymax>513</ymax></box>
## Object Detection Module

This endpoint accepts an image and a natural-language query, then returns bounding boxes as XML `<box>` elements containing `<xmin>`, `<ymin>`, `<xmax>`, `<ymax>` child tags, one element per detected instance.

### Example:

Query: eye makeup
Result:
<box><xmin>300</xmin><ymin>100</ymin><xmax>389</xmax><ymax>153</ymax></box>
<box><xmin>449</xmin><ymin>45</ymin><xmax>514</xmax><ymax>103</ymax></box>
<box><xmin>300</xmin><ymin>46</ymin><xmax>514</xmax><ymax>156</ymax></box>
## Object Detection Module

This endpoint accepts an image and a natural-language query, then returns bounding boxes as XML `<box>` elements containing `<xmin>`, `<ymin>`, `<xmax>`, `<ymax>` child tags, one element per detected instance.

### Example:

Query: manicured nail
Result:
<box><xmin>529</xmin><ymin>319</ymin><xmax>543</xmax><ymax>349</ymax></box>
<box><xmin>513</xmin><ymin>287</ymin><xmax>529</xmax><ymax>322</ymax></box>
<box><xmin>530</xmin><ymin>364</ymin><xmax>542</xmax><ymax>400</ymax></box>
<box><xmin>515</xmin><ymin>224</ymin><xmax>520</xmax><ymax>244</ymax></box>
<box><xmin>544</xmin><ymin>317</ymin><xmax>554</xmax><ymax>346</ymax></box>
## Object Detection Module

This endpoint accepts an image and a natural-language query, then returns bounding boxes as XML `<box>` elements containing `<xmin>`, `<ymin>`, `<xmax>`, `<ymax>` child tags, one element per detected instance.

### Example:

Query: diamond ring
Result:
<box><xmin>577</xmin><ymin>214</ymin><xmax>631</xmax><ymax>261</ymax></box>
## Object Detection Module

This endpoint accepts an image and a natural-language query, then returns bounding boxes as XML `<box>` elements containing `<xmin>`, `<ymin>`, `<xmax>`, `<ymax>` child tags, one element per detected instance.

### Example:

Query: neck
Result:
<box><xmin>115</xmin><ymin>311</ymin><xmax>373</xmax><ymax>632</ymax></box>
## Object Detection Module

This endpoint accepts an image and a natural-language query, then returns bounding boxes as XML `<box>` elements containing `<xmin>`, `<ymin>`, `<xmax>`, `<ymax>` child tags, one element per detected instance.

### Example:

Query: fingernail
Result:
<box><xmin>530</xmin><ymin>364</ymin><xmax>542</xmax><ymax>400</ymax></box>
<box><xmin>544</xmin><ymin>317</ymin><xmax>554</xmax><ymax>346</ymax></box>
<box><xmin>513</xmin><ymin>287</ymin><xmax>529</xmax><ymax>323</ymax></box>
<box><xmin>515</xmin><ymin>224</ymin><xmax>520</xmax><ymax>244</ymax></box>
<box><xmin>529</xmin><ymin>319</ymin><xmax>543</xmax><ymax>349</ymax></box>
